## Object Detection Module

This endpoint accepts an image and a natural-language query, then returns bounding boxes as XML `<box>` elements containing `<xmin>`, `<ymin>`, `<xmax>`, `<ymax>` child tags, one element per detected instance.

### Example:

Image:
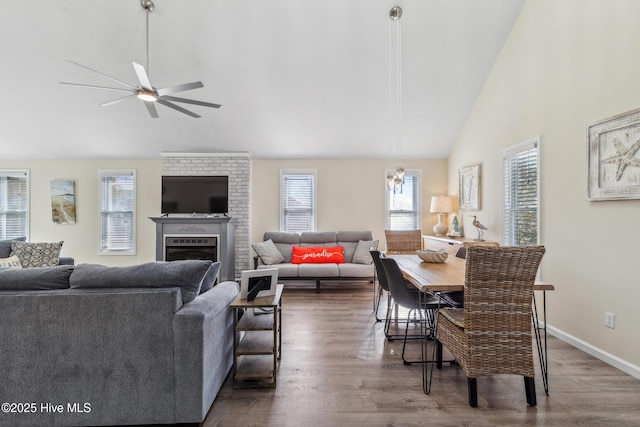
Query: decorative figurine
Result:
<box><xmin>471</xmin><ymin>215</ymin><xmax>487</xmax><ymax>241</ymax></box>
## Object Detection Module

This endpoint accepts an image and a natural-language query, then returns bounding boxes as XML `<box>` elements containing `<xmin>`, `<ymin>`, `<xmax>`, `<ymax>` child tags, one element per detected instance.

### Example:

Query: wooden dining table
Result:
<box><xmin>388</xmin><ymin>253</ymin><xmax>554</xmax><ymax>395</ymax></box>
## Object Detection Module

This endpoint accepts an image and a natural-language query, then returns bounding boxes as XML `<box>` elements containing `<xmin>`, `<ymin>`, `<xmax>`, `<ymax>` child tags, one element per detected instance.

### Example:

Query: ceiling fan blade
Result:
<box><xmin>157</xmin><ymin>99</ymin><xmax>201</xmax><ymax>118</ymax></box>
<box><xmin>65</xmin><ymin>60</ymin><xmax>137</xmax><ymax>89</ymax></box>
<box><xmin>59</xmin><ymin>82</ymin><xmax>134</xmax><ymax>93</ymax></box>
<box><xmin>132</xmin><ymin>62</ymin><xmax>153</xmax><ymax>91</ymax></box>
<box><xmin>144</xmin><ymin>101</ymin><xmax>159</xmax><ymax>118</ymax></box>
<box><xmin>156</xmin><ymin>81</ymin><xmax>204</xmax><ymax>97</ymax></box>
<box><xmin>160</xmin><ymin>95</ymin><xmax>221</xmax><ymax>109</ymax></box>
<box><xmin>101</xmin><ymin>94</ymin><xmax>137</xmax><ymax>107</ymax></box>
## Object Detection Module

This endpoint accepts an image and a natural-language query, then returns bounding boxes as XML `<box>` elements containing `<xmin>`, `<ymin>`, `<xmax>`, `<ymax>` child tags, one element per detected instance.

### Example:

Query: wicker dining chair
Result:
<box><xmin>384</xmin><ymin>230</ymin><xmax>422</xmax><ymax>253</ymax></box>
<box><xmin>434</xmin><ymin>245</ymin><xmax>545</xmax><ymax>407</ymax></box>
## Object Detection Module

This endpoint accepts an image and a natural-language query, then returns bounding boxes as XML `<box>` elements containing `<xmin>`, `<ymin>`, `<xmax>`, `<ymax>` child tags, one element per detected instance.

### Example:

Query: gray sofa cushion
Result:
<box><xmin>338</xmin><ymin>231</ymin><xmax>373</xmax><ymax>262</ymax></box>
<box><xmin>0</xmin><ymin>236</ymin><xmax>26</xmax><ymax>258</ymax></box>
<box><xmin>264</xmin><ymin>232</ymin><xmax>300</xmax><ymax>263</ymax></box>
<box><xmin>70</xmin><ymin>260</ymin><xmax>212</xmax><ymax>304</ymax></box>
<box><xmin>257</xmin><ymin>263</ymin><xmax>299</xmax><ymax>277</ymax></box>
<box><xmin>0</xmin><ymin>265</ymin><xmax>74</xmax><ymax>290</ymax></box>
<box><xmin>300</xmin><ymin>231</ymin><xmax>337</xmax><ymax>244</ymax></box>
<box><xmin>252</xmin><ymin>239</ymin><xmax>285</xmax><ymax>265</ymax></box>
<box><xmin>352</xmin><ymin>239</ymin><xmax>379</xmax><ymax>264</ymax></box>
<box><xmin>338</xmin><ymin>263</ymin><xmax>375</xmax><ymax>278</ymax></box>
<box><xmin>298</xmin><ymin>263</ymin><xmax>339</xmax><ymax>277</ymax></box>
<box><xmin>337</xmin><ymin>231</ymin><xmax>374</xmax><ymax>242</ymax></box>
<box><xmin>200</xmin><ymin>261</ymin><xmax>221</xmax><ymax>294</ymax></box>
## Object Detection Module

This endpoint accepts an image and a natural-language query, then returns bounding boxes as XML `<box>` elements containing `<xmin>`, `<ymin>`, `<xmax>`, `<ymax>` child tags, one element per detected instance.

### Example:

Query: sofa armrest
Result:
<box><xmin>253</xmin><ymin>255</ymin><xmax>261</xmax><ymax>269</ymax></box>
<box><xmin>58</xmin><ymin>256</ymin><xmax>74</xmax><ymax>265</ymax></box>
<box><xmin>172</xmin><ymin>281</ymin><xmax>239</xmax><ymax>423</ymax></box>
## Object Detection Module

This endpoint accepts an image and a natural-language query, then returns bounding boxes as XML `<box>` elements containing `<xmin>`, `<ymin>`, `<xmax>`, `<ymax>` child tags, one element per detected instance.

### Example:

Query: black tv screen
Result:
<box><xmin>162</xmin><ymin>176</ymin><xmax>229</xmax><ymax>214</ymax></box>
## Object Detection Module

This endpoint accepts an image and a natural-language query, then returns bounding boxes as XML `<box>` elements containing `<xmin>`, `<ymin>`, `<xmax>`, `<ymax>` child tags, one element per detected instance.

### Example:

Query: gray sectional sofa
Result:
<box><xmin>0</xmin><ymin>259</ymin><xmax>239</xmax><ymax>427</ymax></box>
<box><xmin>252</xmin><ymin>231</ymin><xmax>377</xmax><ymax>291</ymax></box>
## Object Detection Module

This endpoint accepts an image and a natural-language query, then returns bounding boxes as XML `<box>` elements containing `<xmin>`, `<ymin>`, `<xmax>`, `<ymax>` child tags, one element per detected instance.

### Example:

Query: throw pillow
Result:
<box><xmin>0</xmin><ymin>255</ymin><xmax>23</xmax><ymax>269</ymax></box>
<box><xmin>0</xmin><ymin>236</ymin><xmax>26</xmax><ymax>258</ymax></box>
<box><xmin>69</xmin><ymin>260</ymin><xmax>213</xmax><ymax>304</ymax></box>
<box><xmin>200</xmin><ymin>261</ymin><xmax>221</xmax><ymax>294</ymax></box>
<box><xmin>10</xmin><ymin>241</ymin><xmax>63</xmax><ymax>268</ymax></box>
<box><xmin>0</xmin><ymin>265</ymin><xmax>74</xmax><ymax>290</ymax></box>
<box><xmin>291</xmin><ymin>246</ymin><xmax>345</xmax><ymax>264</ymax></box>
<box><xmin>252</xmin><ymin>239</ymin><xmax>285</xmax><ymax>265</ymax></box>
<box><xmin>352</xmin><ymin>239</ymin><xmax>380</xmax><ymax>265</ymax></box>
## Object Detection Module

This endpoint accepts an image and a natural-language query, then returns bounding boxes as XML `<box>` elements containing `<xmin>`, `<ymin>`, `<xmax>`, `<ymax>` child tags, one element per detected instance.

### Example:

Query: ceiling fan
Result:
<box><xmin>60</xmin><ymin>0</ymin><xmax>220</xmax><ymax>118</ymax></box>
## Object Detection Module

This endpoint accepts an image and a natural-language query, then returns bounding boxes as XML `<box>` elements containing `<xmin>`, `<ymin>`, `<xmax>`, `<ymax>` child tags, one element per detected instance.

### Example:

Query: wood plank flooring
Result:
<box><xmin>203</xmin><ymin>283</ymin><xmax>640</xmax><ymax>427</ymax></box>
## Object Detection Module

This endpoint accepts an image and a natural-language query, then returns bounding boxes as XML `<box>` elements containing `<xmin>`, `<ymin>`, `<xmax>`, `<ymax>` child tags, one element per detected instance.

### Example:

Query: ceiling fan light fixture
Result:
<box><xmin>136</xmin><ymin>89</ymin><xmax>158</xmax><ymax>102</ymax></box>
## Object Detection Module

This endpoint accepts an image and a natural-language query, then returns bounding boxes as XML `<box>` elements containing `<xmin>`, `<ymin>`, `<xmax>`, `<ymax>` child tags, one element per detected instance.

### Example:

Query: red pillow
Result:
<box><xmin>291</xmin><ymin>246</ymin><xmax>345</xmax><ymax>264</ymax></box>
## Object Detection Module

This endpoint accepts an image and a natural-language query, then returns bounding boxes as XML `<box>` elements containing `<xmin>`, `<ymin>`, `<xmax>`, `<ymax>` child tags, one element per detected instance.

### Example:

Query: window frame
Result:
<box><xmin>501</xmin><ymin>137</ymin><xmax>541</xmax><ymax>246</ymax></box>
<box><xmin>0</xmin><ymin>169</ymin><xmax>29</xmax><ymax>240</ymax></box>
<box><xmin>385</xmin><ymin>168</ymin><xmax>422</xmax><ymax>230</ymax></box>
<box><xmin>99</xmin><ymin>169</ymin><xmax>136</xmax><ymax>255</ymax></box>
<box><xmin>280</xmin><ymin>169</ymin><xmax>317</xmax><ymax>233</ymax></box>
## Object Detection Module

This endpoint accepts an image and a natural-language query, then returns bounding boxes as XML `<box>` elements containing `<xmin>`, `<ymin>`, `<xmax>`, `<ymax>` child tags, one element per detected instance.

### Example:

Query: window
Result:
<box><xmin>385</xmin><ymin>169</ymin><xmax>421</xmax><ymax>230</ymax></box>
<box><xmin>99</xmin><ymin>170</ymin><xmax>136</xmax><ymax>255</ymax></box>
<box><xmin>0</xmin><ymin>170</ymin><xmax>29</xmax><ymax>240</ymax></box>
<box><xmin>502</xmin><ymin>137</ymin><xmax>540</xmax><ymax>246</ymax></box>
<box><xmin>280</xmin><ymin>170</ymin><xmax>316</xmax><ymax>233</ymax></box>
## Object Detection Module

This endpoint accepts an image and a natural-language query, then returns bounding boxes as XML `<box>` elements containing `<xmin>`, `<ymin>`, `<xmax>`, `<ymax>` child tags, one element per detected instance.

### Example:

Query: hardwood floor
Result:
<box><xmin>203</xmin><ymin>283</ymin><xmax>640</xmax><ymax>426</ymax></box>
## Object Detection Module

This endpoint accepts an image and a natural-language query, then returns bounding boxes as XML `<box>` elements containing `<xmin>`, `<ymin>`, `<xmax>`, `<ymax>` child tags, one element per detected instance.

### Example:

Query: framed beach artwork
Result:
<box><xmin>51</xmin><ymin>180</ymin><xmax>76</xmax><ymax>224</ymax></box>
<box><xmin>588</xmin><ymin>108</ymin><xmax>640</xmax><ymax>201</ymax></box>
<box><xmin>459</xmin><ymin>163</ymin><xmax>481</xmax><ymax>210</ymax></box>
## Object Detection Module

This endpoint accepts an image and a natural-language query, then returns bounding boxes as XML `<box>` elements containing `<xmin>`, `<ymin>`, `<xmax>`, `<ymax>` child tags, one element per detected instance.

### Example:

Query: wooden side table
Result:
<box><xmin>230</xmin><ymin>284</ymin><xmax>283</xmax><ymax>388</ymax></box>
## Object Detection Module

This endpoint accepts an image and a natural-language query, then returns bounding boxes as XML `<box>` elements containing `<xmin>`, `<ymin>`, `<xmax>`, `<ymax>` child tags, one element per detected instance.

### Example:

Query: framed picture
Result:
<box><xmin>51</xmin><ymin>180</ymin><xmax>76</xmax><ymax>224</ymax></box>
<box><xmin>459</xmin><ymin>164</ymin><xmax>481</xmax><ymax>210</ymax></box>
<box><xmin>240</xmin><ymin>268</ymin><xmax>278</xmax><ymax>300</ymax></box>
<box><xmin>588</xmin><ymin>108</ymin><xmax>640</xmax><ymax>200</ymax></box>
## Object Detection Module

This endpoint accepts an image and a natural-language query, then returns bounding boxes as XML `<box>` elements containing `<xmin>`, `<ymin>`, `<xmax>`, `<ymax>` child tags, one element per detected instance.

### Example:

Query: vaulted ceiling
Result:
<box><xmin>1</xmin><ymin>0</ymin><xmax>524</xmax><ymax>159</ymax></box>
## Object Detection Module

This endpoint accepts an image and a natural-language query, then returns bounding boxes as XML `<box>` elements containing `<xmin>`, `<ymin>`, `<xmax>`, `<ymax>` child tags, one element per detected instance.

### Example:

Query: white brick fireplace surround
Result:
<box><xmin>160</xmin><ymin>152</ymin><xmax>251</xmax><ymax>280</ymax></box>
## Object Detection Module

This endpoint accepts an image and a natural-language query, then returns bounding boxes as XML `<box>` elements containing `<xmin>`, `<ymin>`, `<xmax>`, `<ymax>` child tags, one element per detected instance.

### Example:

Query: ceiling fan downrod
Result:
<box><xmin>141</xmin><ymin>0</ymin><xmax>154</xmax><ymax>76</ymax></box>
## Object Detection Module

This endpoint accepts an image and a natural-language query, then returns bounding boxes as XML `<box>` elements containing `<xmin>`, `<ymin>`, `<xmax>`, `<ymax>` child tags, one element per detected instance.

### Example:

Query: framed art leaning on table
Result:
<box><xmin>240</xmin><ymin>268</ymin><xmax>278</xmax><ymax>300</ymax></box>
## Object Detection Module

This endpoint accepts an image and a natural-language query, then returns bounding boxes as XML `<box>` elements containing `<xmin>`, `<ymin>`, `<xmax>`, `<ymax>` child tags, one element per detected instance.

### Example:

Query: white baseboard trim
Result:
<box><xmin>546</xmin><ymin>324</ymin><xmax>640</xmax><ymax>379</ymax></box>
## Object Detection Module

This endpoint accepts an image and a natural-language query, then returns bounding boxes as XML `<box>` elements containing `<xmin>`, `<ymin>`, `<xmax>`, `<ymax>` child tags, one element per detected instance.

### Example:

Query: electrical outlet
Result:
<box><xmin>605</xmin><ymin>312</ymin><xmax>615</xmax><ymax>329</ymax></box>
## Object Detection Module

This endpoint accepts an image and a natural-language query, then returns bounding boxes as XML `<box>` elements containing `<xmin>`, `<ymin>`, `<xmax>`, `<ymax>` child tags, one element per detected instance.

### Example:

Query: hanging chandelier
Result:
<box><xmin>387</xmin><ymin>6</ymin><xmax>404</xmax><ymax>193</ymax></box>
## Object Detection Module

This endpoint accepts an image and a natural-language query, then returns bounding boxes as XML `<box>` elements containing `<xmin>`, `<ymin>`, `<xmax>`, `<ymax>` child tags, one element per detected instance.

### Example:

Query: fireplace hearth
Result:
<box><xmin>164</xmin><ymin>236</ymin><xmax>219</xmax><ymax>262</ymax></box>
<box><xmin>150</xmin><ymin>216</ymin><xmax>236</xmax><ymax>281</ymax></box>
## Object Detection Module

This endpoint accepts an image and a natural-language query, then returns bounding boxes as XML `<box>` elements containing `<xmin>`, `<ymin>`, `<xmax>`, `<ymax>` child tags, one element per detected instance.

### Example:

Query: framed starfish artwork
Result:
<box><xmin>588</xmin><ymin>108</ymin><xmax>640</xmax><ymax>200</ymax></box>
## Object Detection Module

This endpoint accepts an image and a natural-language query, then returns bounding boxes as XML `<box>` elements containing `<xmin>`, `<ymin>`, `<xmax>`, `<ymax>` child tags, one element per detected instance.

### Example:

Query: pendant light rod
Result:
<box><xmin>387</xmin><ymin>6</ymin><xmax>404</xmax><ymax>192</ymax></box>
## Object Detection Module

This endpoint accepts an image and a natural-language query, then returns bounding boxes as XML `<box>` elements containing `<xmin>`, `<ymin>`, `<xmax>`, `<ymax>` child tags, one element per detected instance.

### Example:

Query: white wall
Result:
<box><xmin>1</xmin><ymin>157</ymin><xmax>448</xmax><ymax>271</ymax></box>
<box><xmin>0</xmin><ymin>159</ymin><xmax>161</xmax><ymax>266</ymax></box>
<box><xmin>251</xmin><ymin>158</ymin><xmax>448</xmax><ymax>247</ymax></box>
<box><xmin>448</xmin><ymin>0</ymin><xmax>640</xmax><ymax>372</ymax></box>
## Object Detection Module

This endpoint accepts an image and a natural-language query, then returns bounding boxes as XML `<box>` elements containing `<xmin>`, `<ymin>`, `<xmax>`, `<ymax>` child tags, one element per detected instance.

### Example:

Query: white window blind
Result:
<box><xmin>502</xmin><ymin>138</ymin><xmax>540</xmax><ymax>246</ymax></box>
<box><xmin>0</xmin><ymin>170</ymin><xmax>29</xmax><ymax>240</ymax></box>
<box><xmin>280</xmin><ymin>170</ymin><xmax>316</xmax><ymax>233</ymax></box>
<box><xmin>385</xmin><ymin>169</ymin><xmax>421</xmax><ymax>230</ymax></box>
<box><xmin>99</xmin><ymin>170</ymin><xmax>136</xmax><ymax>255</ymax></box>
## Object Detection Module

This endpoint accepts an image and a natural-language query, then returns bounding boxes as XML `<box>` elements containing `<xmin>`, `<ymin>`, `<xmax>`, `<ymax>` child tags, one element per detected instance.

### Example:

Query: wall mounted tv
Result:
<box><xmin>162</xmin><ymin>176</ymin><xmax>229</xmax><ymax>215</ymax></box>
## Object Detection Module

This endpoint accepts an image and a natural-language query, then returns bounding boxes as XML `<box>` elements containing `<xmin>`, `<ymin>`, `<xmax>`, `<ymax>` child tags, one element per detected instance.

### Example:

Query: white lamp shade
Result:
<box><xmin>430</xmin><ymin>196</ymin><xmax>453</xmax><ymax>213</ymax></box>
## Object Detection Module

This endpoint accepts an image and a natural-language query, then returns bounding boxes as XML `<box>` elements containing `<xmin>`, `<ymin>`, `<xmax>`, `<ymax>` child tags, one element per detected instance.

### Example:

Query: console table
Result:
<box><xmin>422</xmin><ymin>235</ymin><xmax>498</xmax><ymax>255</ymax></box>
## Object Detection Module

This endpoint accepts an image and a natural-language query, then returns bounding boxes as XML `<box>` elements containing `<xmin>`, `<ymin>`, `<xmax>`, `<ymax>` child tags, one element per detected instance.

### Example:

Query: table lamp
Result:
<box><xmin>430</xmin><ymin>196</ymin><xmax>453</xmax><ymax>237</ymax></box>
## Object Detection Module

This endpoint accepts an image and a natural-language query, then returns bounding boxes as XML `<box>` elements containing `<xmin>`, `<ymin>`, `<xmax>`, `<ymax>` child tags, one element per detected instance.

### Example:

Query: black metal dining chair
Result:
<box><xmin>379</xmin><ymin>256</ymin><xmax>442</xmax><ymax>365</ymax></box>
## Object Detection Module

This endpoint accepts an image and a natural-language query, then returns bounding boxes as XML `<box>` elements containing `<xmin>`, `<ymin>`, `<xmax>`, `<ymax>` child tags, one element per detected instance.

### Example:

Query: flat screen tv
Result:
<box><xmin>162</xmin><ymin>176</ymin><xmax>229</xmax><ymax>215</ymax></box>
